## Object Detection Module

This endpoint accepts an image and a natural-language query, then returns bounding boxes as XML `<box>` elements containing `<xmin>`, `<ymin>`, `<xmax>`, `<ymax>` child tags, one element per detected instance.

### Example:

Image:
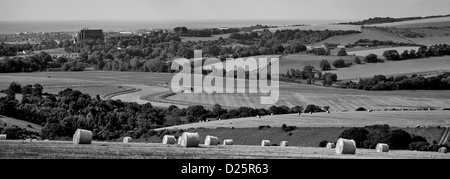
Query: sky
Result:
<box><xmin>1</xmin><ymin>0</ymin><xmax>449</xmax><ymax>21</ymax></box>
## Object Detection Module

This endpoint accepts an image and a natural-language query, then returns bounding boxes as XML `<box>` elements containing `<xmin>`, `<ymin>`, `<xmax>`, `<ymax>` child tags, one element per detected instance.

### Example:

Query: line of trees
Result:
<box><xmin>339</xmin><ymin>73</ymin><xmax>450</xmax><ymax>91</ymax></box>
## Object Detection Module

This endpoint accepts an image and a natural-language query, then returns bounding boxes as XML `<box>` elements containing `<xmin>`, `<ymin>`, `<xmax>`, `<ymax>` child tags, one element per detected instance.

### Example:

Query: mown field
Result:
<box><xmin>1</xmin><ymin>140</ymin><xmax>449</xmax><ymax>159</ymax></box>
<box><xmin>158</xmin><ymin>110</ymin><xmax>450</xmax><ymax>130</ymax></box>
<box><xmin>332</xmin><ymin>55</ymin><xmax>450</xmax><ymax>80</ymax></box>
<box><xmin>166</xmin><ymin>89</ymin><xmax>450</xmax><ymax>110</ymax></box>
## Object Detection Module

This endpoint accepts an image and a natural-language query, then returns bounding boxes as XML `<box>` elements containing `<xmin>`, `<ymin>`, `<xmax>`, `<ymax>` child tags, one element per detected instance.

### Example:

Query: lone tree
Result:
<box><xmin>332</xmin><ymin>59</ymin><xmax>348</xmax><ymax>68</ymax></box>
<box><xmin>354</xmin><ymin>57</ymin><xmax>362</xmax><ymax>64</ymax></box>
<box><xmin>383</xmin><ymin>50</ymin><xmax>401</xmax><ymax>61</ymax></box>
<box><xmin>364</xmin><ymin>54</ymin><xmax>380</xmax><ymax>63</ymax></box>
<box><xmin>337</xmin><ymin>48</ymin><xmax>347</xmax><ymax>56</ymax></box>
<box><xmin>319</xmin><ymin>60</ymin><xmax>331</xmax><ymax>71</ymax></box>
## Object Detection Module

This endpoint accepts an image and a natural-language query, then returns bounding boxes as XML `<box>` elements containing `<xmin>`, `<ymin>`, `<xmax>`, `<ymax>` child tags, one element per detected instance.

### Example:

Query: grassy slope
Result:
<box><xmin>0</xmin><ymin>115</ymin><xmax>43</xmax><ymax>133</ymax></box>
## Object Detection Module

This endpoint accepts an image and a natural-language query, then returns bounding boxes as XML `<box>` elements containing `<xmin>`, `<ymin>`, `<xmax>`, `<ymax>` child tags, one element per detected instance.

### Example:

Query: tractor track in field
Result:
<box><xmin>438</xmin><ymin>127</ymin><xmax>450</xmax><ymax>145</ymax></box>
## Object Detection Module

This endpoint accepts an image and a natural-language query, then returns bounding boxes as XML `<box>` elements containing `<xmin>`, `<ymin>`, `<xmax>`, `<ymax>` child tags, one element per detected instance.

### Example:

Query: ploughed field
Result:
<box><xmin>1</xmin><ymin>140</ymin><xmax>449</xmax><ymax>159</ymax></box>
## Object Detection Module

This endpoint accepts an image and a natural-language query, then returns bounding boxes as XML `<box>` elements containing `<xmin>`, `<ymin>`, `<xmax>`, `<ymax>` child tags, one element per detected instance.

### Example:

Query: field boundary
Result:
<box><xmin>438</xmin><ymin>127</ymin><xmax>450</xmax><ymax>145</ymax></box>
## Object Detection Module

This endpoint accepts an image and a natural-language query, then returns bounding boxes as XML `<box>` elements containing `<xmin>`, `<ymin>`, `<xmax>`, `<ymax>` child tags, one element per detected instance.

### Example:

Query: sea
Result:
<box><xmin>0</xmin><ymin>19</ymin><xmax>354</xmax><ymax>34</ymax></box>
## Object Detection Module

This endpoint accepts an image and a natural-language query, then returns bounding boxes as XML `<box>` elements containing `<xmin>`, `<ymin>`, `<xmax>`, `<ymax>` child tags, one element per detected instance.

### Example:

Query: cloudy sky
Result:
<box><xmin>1</xmin><ymin>0</ymin><xmax>449</xmax><ymax>21</ymax></box>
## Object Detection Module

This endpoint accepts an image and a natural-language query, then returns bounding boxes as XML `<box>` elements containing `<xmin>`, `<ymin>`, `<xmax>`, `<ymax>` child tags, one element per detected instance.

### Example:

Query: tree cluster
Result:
<box><xmin>339</xmin><ymin>73</ymin><xmax>450</xmax><ymax>91</ymax></box>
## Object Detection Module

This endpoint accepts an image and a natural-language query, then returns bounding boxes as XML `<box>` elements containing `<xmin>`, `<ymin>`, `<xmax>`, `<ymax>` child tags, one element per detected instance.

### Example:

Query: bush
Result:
<box><xmin>355</xmin><ymin>107</ymin><xmax>367</xmax><ymax>111</ymax></box>
<box><xmin>304</xmin><ymin>104</ymin><xmax>325</xmax><ymax>113</ymax></box>
<box><xmin>337</xmin><ymin>48</ymin><xmax>347</xmax><ymax>56</ymax></box>
<box><xmin>364</xmin><ymin>54</ymin><xmax>382</xmax><ymax>63</ymax></box>
<box><xmin>354</xmin><ymin>57</ymin><xmax>362</xmax><ymax>64</ymax></box>
<box><xmin>258</xmin><ymin>125</ymin><xmax>271</xmax><ymax>130</ymax></box>
<box><xmin>388</xmin><ymin>129</ymin><xmax>412</xmax><ymax>150</ymax></box>
<box><xmin>319</xmin><ymin>60</ymin><xmax>331</xmax><ymax>71</ymax></box>
<box><xmin>383</xmin><ymin>50</ymin><xmax>401</xmax><ymax>61</ymax></box>
<box><xmin>409</xmin><ymin>142</ymin><xmax>430</xmax><ymax>151</ymax></box>
<box><xmin>282</xmin><ymin>125</ymin><xmax>297</xmax><ymax>132</ymax></box>
<box><xmin>319</xmin><ymin>140</ymin><xmax>329</xmax><ymax>147</ymax></box>
<box><xmin>332</xmin><ymin>59</ymin><xmax>347</xmax><ymax>68</ymax></box>
<box><xmin>338</xmin><ymin>127</ymin><xmax>369</xmax><ymax>148</ymax></box>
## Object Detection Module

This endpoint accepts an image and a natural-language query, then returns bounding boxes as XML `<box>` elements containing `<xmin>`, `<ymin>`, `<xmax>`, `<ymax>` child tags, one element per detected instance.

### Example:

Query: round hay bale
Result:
<box><xmin>261</xmin><ymin>140</ymin><xmax>271</xmax><ymax>146</ymax></box>
<box><xmin>376</xmin><ymin>143</ymin><xmax>389</xmax><ymax>152</ymax></box>
<box><xmin>280</xmin><ymin>141</ymin><xmax>289</xmax><ymax>147</ymax></box>
<box><xmin>123</xmin><ymin>137</ymin><xmax>132</xmax><ymax>143</ymax></box>
<box><xmin>335</xmin><ymin>138</ymin><xmax>356</xmax><ymax>155</ymax></box>
<box><xmin>179</xmin><ymin>132</ymin><xmax>200</xmax><ymax>147</ymax></box>
<box><xmin>31</xmin><ymin>139</ymin><xmax>38</xmax><ymax>142</ymax></box>
<box><xmin>72</xmin><ymin>129</ymin><xmax>93</xmax><ymax>144</ymax></box>
<box><xmin>223</xmin><ymin>139</ymin><xmax>233</xmax><ymax>145</ymax></box>
<box><xmin>162</xmin><ymin>135</ymin><xmax>176</xmax><ymax>144</ymax></box>
<box><xmin>0</xmin><ymin>134</ymin><xmax>6</xmax><ymax>140</ymax></box>
<box><xmin>326</xmin><ymin>142</ymin><xmax>336</xmax><ymax>149</ymax></box>
<box><xmin>204</xmin><ymin>135</ymin><xmax>219</xmax><ymax>146</ymax></box>
<box><xmin>438</xmin><ymin>147</ymin><xmax>447</xmax><ymax>153</ymax></box>
<box><xmin>177</xmin><ymin>137</ymin><xmax>182</xmax><ymax>145</ymax></box>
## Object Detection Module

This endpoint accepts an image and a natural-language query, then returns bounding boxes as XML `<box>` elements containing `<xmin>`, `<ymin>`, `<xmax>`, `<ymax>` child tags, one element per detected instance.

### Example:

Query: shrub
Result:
<box><xmin>304</xmin><ymin>104</ymin><xmax>325</xmax><ymax>113</ymax></box>
<box><xmin>354</xmin><ymin>57</ymin><xmax>362</xmax><ymax>64</ymax></box>
<box><xmin>319</xmin><ymin>60</ymin><xmax>331</xmax><ymax>71</ymax></box>
<box><xmin>337</xmin><ymin>48</ymin><xmax>347</xmax><ymax>56</ymax></box>
<box><xmin>319</xmin><ymin>140</ymin><xmax>329</xmax><ymax>147</ymax></box>
<box><xmin>388</xmin><ymin>129</ymin><xmax>412</xmax><ymax>150</ymax></box>
<box><xmin>338</xmin><ymin>127</ymin><xmax>369</xmax><ymax>148</ymax></box>
<box><xmin>355</xmin><ymin>107</ymin><xmax>367</xmax><ymax>111</ymax></box>
<box><xmin>282</xmin><ymin>125</ymin><xmax>297</xmax><ymax>132</ymax></box>
<box><xmin>258</xmin><ymin>125</ymin><xmax>271</xmax><ymax>130</ymax></box>
<box><xmin>364</xmin><ymin>54</ymin><xmax>381</xmax><ymax>63</ymax></box>
<box><xmin>333</xmin><ymin>59</ymin><xmax>352</xmax><ymax>68</ymax></box>
<box><xmin>409</xmin><ymin>142</ymin><xmax>430</xmax><ymax>151</ymax></box>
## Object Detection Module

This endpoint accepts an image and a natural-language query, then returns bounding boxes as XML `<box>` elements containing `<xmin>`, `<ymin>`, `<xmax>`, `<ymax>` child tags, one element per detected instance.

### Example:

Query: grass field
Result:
<box><xmin>0</xmin><ymin>115</ymin><xmax>43</xmax><ymax>133</ymax></box>
<box><xmin>1</xmin><ymin>140</ymin><xmax>449</xmax><ymax>159</ymax></box>
<box><xmin>409</xmin><ymin>36</ymin><xmax>450</xmax><ymax>46</ymax></box>
<box><xmin>158</xmin><ymin>110</ymin><xmax>450</xmax><ymax>130</ymax></box>
<box><xmin>332</xmin><ymin>55</ymin><xmax>450</xmax><ymax>80</ymax></box>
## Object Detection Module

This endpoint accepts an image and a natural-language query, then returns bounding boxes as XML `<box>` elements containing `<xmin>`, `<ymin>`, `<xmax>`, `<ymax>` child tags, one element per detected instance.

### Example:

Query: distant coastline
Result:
<box><xmin>0</xmin><ymin>19</ymin><xmax>353</xmax><ymax>34</ymax></box>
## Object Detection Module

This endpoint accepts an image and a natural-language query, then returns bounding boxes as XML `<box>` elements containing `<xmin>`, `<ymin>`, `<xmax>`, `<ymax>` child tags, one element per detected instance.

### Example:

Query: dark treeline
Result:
<box><xmin>339</xmin><ymin>14</ymin><xmax>450</xmax><ymax>25</ymax></box>
<box><xmin>0</xmin><ymin>82</ymin><xmax>328</xmax><ymax>140</ymax></box>
<box><xmin>339</xmin><ymin>73</ymin><xmax>450</xmax><ymax>91</ymax></box>
<box><xmin>383</xmin><ymin>44</ymin><xmax>450</xmax><ymax>61</ymax></box>
<box><xmin>352</xmin><ymin>39</ymin><xmax>419</xmax><ymax>47</ymax></box>
<box><xmin>280</xmin><ymin>65</ymin><xmax>338</xmax><ymax>86</ymax></box>
<box><xmin>174</xmin><ymin>27</ymin><xmax>240</xmax><ymax>37</ymax></box>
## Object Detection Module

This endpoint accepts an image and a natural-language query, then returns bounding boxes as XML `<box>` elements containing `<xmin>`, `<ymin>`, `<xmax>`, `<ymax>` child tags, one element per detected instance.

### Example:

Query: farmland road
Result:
<box><xmin>111</xmin><ymin>85</ymin><xmax>188</xmax><ymax>108</ymax></box>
